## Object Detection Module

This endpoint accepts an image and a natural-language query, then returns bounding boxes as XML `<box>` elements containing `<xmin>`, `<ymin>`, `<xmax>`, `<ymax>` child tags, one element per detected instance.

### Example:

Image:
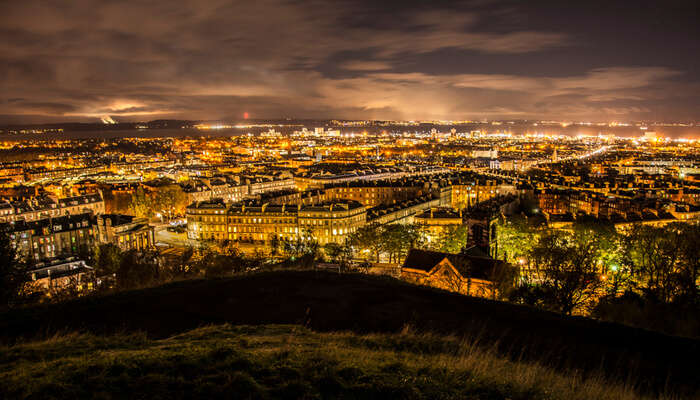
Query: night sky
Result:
<box><xmin>1</xmin><ymin>0</ymin><xmax>698</xmax><ymax>124</ymax></box>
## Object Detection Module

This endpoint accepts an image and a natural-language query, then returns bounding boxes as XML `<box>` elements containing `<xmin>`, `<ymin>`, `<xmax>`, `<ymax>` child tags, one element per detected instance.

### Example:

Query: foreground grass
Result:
<box><xmin>4</xmin><ymin>271</ymin><xmax>698</xmax><ymax>394</ymax></box>
<box><xmin>0</xmin><ymin>324</ymin><xmax>673</xmax><ymax>400</ymax></box>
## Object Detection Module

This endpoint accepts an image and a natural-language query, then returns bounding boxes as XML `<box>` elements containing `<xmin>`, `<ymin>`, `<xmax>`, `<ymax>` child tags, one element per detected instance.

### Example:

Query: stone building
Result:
<box><xmin>96</xmin><ymin>214</ymin><xmax>155</xmax><ymax>251</ymax></box>
<box><xmin>401</xmin><ymin>248</ymin><xmax>509</xmax><ymax>299</ymax></box>
<box><xmin>1</xmin><ymin>213</ymin><xmax>96</xmax><ymax>262</ymax></box>
<box><xmin>186</xmin><ymin>200</ymin><xmax>366</xmax><ymax>251</ymax></box>
<box><xmin>414</xmin><ymin>207</ymin><xmax>463</xmax><ymax>243</ymax></box>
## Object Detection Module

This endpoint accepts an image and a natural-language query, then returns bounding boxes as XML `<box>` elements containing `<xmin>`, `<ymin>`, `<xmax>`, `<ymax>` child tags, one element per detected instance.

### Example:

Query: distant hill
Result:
<box><xmin>1</xmin><ymin>271</ymin><xmax>698</xmax><ymax>395</ymax></box>
<box><xmin>0</xmin><ymin>120</ymin><xmax>199</xmax><ymax>131</ymax></box>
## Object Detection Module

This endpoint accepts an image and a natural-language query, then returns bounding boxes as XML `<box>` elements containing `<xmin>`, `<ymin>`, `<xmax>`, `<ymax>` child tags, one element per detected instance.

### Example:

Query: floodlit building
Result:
<box><xmin>1</xmin><ymin>213</ymin><xmax>97</xmax><ymax>262</ymax></box>
<box><xmin>414</xmin><ymin>207</ymin><xmax>463</xmax><ymax>243</ymax></box>
<box><xmin>401</xmin><ymin>248</ymin><xmax>509</xmax><ymax>298</ymax></box>
<box><xmin>297</xmin><ymin>202</ymin><xmax>366</xmax><ymax>245</ymax></box>
<box><xmin>0</xmin><ymin>193</ymin><xmax>105</xmax><ymax>223</ymax></box>
<box><xmin>186</xmin><ymin>200</ymin><xmax>366</xmax><ymax>250</ymax></box>
<box><xmin>185</xmin><ymin>199</ymin><xmax>229</xmax><ymax>241</ymax></box>
<box><xmin>96</xmin><ymin>214</ymin><xmax>156</xmax><ymax>251</ymax></box>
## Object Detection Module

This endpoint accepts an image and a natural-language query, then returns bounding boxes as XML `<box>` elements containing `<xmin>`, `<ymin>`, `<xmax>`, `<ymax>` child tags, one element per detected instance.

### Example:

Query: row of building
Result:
<box><xmin>535</xmin><ymin>189</ymin><xmax>700</xmax><ymax>224</ymax></box>
<box><xmin>185</xmin><ymin>172</ymin><xmax>523</xmax><ymax>253</ymax></box>
<box><xmin>186</xmin><ymin>200</ymin><xmax>367</xmax><ymax>247</ymax></box>
<box><xmin>0</xmin><ymin>193</ymin><xmax>105</xmax><ymax>223</ymax></box>
<box><xmin>1</xmin><ymin>212</ymin><xmax>155</xmax><ymax>263</ymax></box>
<box><xmin>294</xmin><ymin>165</ymin><xmax>448</xmax><ymax>190</ymax></box>
<box><xmin>180</xmin><ymin>173</ymin><xmax>296</xmax><ymax>204</ymax></box>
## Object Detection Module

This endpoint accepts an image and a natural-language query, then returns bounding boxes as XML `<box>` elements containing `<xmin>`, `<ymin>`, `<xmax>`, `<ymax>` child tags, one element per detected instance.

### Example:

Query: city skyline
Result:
<box><xmin>2</xmin><ymin>0</ymin><xmax>699</xmax><ymax>125</ymax></box>
<box><xmin>2</xmin><ymin>2</ymin><xmax>699</xmax><ymax>398</ymax></box>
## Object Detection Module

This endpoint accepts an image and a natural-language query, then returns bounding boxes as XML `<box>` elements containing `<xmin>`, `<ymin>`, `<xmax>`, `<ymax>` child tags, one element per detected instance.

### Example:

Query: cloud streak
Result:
<box><xmin>0</xmin><ymin>0</ymin><xmax>697</xmax><ymax>123</ymax></box>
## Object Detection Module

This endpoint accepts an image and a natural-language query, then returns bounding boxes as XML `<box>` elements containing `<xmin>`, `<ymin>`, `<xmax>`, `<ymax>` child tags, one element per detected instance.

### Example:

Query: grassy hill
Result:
<box><xmin>0</xmin><ymin>324</ymin><xmax>661</xmax><ymax>400</ymax></box>
<box><xmin>1</xmin><ymin>271</ymin><xmax>699</xmax><ymax>398</ymax></box>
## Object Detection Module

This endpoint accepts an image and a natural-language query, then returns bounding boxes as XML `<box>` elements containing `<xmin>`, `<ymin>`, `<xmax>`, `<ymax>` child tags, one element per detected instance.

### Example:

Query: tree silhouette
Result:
<box><xmin>0</xmin><ymin>232</ymin><xmax>27</xmax><ymax>309</ymax></box>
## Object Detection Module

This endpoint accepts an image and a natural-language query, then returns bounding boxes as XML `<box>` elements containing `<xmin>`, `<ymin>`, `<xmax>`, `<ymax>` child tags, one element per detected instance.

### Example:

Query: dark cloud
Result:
<box><xmin>20</xmin><ymin>102</ymin><xmax>80</xmax><ymax>114</ymax></box>
<box><xmin>0</xmin><ymin>0</ymin><xmax>697</xmax><ymax>123</ymax></box>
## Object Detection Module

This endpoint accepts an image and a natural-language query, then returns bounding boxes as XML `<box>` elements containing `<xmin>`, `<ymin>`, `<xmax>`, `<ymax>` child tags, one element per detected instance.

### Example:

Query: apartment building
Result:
<box><xmin>366</xmin><ymin>195</ymin><xmax>440</xmax><ymax>225</ymax></box>
<box><xmin>0</xmin><ymin>193</ymin><xmax>105</xmax><ymax>223</ymax></box>
<box><xmin>1</xmin><ymin>213</ymin><xmax>96</xmax><ymax>262</ymax></box>
<box><xmin>186</xmin><ymin>200</ymin><xmax>366</xmax><ymax>249</ymax></box>
<box><xmin>185</xmin><ymin>199</ymin><xmax>229</xmax><ymax>241</ymax></box>
<box><xmin>414</xmin><ymin>208</ymin><xmax>463</xmax><ymax>243</ymax></box>
<box><xmin>246</xmin><ymin>175</ymin><xmax>296</xmax><ymax>195</ymax></box>
<box><xmin>297</xmin><ymin>202</ymin><xmax>366</xmax><ymax>245</ymax></box>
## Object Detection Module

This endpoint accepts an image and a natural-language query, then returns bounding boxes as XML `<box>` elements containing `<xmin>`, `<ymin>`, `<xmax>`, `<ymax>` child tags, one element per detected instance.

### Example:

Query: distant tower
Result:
<box><xmin>552</xmin><ymin>148</ymin><xmax>558</xmax><ymax>162</ymax></box>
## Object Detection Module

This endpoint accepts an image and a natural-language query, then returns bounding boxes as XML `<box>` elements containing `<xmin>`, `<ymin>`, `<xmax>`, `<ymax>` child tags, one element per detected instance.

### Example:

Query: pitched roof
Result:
<box><xmin>402</xmin><ymin>248</ymin><xmax>502</xmax><ymax>281</ymax></box>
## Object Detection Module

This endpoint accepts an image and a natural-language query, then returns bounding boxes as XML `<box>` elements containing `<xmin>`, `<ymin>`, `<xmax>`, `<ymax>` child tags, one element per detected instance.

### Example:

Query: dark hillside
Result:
<box><xmin>2</xmin><ymin>271</ymin><xmax>698</xmax><ymax>394</ymax></box>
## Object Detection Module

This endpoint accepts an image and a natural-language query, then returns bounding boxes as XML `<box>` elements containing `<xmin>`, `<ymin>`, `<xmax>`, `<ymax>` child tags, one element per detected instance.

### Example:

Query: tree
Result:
<box><xmin>493</xmin><ymin>215</ymin><xmax>541</xmax><ymax>264</ymax></box>
<box><xmin>163</xmin><ymin>246</ymin><xmax>197</xmax><ymax>280</ymax></box>
<box><xmin>0</xmin><ymin>232</ymin><xmax>27</xmax><ymax>309</ymax></box>
<box><xmin>113</xmin><ymin>193</ymin><xmax>133</xmax><ymax>214</ymax></box>
<box><xmin>281</xmin><ymin>229</ymin><xmax>320</xmax><ymax>264</ymax></box>
<box><xmin>527</xmin><ymin>229</ymin><xmax>605</xmax><ymax>315</ymax></box>
<box><xmin>509</xmin><ymin>283</ymin><xmax>554</xmax><ymax>309</ymax></box>
<box><xmin>673</xmin><ymin>223</ymin><xmax>700</xmax><ymax>304</ymax></box>
<box><xmin>349</xmin><ymin>224</ymin><xmax>384</xmax><ymax>263</ymax></box>
<box><xmin>571</xmin><ymin>217</ymin><xmax>621</xmax><ymax>266</ymax></box>
<box><xmin>116</xmin><ymin>250</ymin><xmax>160</xmax><ymax>289</ymax></box>
<box><xmin>382</xmin><ymin>224</ymin><xmax>405</xmax><ymax>264</ymax></box>
<box><xmin>393</xmin><ymin>223</ymin><xmax>425</xmax><ymax>262</ymax></box>
<box><xmin>129</xmin><ymin>186</ymin><xmax>152</xmax><ymax>218</ymax></box>
<box><xmin>197</xmin><ymin>245</ymin><xmax>265</xmax><ymax>277</ymax></box>
<box><xmin>323</xmin><ymin>242</ymin><xmax>343</xmax><ymax>263</ymax></box>
<box><xmin>198</xmin><ymin>250</ymin><xmax>232</xmax><ymax>277</ymax></box>
<box><xmin>484</xmin><ymin>261</ymin><xmax>519</xmax><ymax>301</ymax></box>
<box><xmin>622</xmin><ymin>224</ymin><xmax>683</xmax><ymax>303</ymax></box>
<box><xmin>270</xmin><ymin>236</ymin><xmax>282</xmax><ymax>259</ymax></box>
<box><xmin>93</xmin><ymin>244</ymin><xmax>123</xmax><ymax>278</ymax></box>
<box><xmin>324</xmin><ymin>240</ymin><xmax>353</xmax><ymax>266</ymax></box>
<box><xmin>152</xmin><ymin>185</ymin><xmax>188</xmax><ymax>220</ymax></box>
<box><xmin>348</xmin><ymin>224</ymin><xmax>426</xmax><ymax>264</ymax></box>
<box><xmin>434</xmin><ymin>225</ymin><xmax>469</xmax><ymax>254</ymax></box>
<box><xmin>622</xmin><ymin>222</ymin><xmax>700</xmax><ymax>304</ymax></box>
<box><xmin>215</xmin><ymin>239</ymin><xmax>240</xmax><ymax>257</ymax></box>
